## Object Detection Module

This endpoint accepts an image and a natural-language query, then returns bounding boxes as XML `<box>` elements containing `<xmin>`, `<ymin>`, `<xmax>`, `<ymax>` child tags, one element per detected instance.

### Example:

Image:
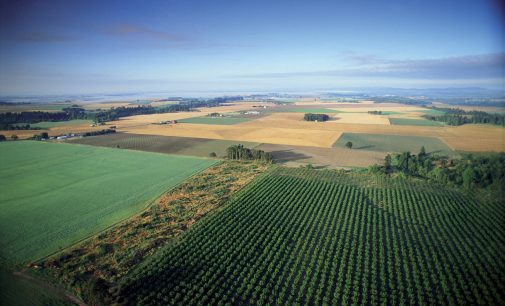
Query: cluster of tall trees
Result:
<box><xmin>304</xmin><ymin>113</ymin><xmax>330</xmax><ymax>122</ymax></box>
<box><xmin>423</xmin><ymin>108</ymin><xmax>505</xmax><ymax>126</ymax></box>
<box><xmin>375</xmin><ymin>147</ymin><xmax>505</xmax><ymax>191</ymax></box>
<box><xmin>368</xmin><ymin>110</ymin><xmax>383</xmax><ymax>115</ymax></box>
<box><xmin>226</xmin><ymin>145</ymin><xmax>272</xmax><ymax>162</ymax></box>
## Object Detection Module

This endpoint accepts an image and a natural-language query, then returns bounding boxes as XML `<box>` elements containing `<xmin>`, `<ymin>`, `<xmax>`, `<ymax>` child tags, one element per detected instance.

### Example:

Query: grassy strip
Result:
<box><xmin>34</xmin><ymin>161</ymin><xmax>270</xmax><ymax>303</ymax></box>
<box><xmin>389</xmin><ymin>118</ymin><xmax>444</xmax><ymax>126</ymax></box>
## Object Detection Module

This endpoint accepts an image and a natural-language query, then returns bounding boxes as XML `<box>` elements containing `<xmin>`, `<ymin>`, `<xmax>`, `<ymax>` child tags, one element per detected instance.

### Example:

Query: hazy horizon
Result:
<box><xmin>1</xmin><ymin>0</ymin><xmax>504</xmax><ymax>95</ymax></box>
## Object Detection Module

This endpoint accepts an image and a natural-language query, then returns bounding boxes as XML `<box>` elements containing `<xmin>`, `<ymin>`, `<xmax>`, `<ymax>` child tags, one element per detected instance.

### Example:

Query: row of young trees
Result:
<box><xmin>226</xmin><ymin>145</ymin><xmax>272</xmax><ymax>162</ymax></box>
<box><xmin>304</xmin><ymin>113</ymin><xmax>330</xmax><ymax>122</ymax></box>
<box><xmin>423</xmin><ymin>107</ymin><xmax>505</xmax><ymax>126</ymax></box>
<box><xmin>372</xmin><ymin>146</ymin><xmax>505</xmax><ymax>191</ymax></box>
<box><xmin>117</xmin><ymin>167</ymin><xmax>504</xmax><ymax>305</ymax></box>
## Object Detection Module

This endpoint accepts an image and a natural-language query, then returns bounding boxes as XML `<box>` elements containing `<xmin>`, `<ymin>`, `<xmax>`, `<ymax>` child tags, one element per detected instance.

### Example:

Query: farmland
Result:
<box><xmin>117</xmin><ymin>167</ymin><xmax>505</xmax><ymax>305</ymax></box>
<box><xmin>0</xmin><ymin>141</ymin><xmax>215</xmax><ymax>263</ymax></box>
<box><xmin>70</xmin><ymin>133</ymin><xmax>259</xmax><ymax>158</ymax></box>
<box><xmin>20</xmin><ymin>119</ymin><xmax>93</xmax><ymax>129</ymax></box>
<box><xmin>36</xmin><ymin>161</ymin><xmax>269</xmax><ymax>302</ymax></box>
<box><xmin>177</xmin><ymin>116</ymin><xmax>252</xmax><ymax>125</ymax></box>
<box><xmin>333</xmin><ymin>133</ymin><xmax>456</xmax><ymax>156</ymax></box>
<box><xmin>389</xmin><ymin>118</ymin><xmax>444</xmax><ymax>126</ymax></box>
<box><xmin>272</xmin><ymin>107</ymin><xmax>342</xmax><ymax>113</ymax></box>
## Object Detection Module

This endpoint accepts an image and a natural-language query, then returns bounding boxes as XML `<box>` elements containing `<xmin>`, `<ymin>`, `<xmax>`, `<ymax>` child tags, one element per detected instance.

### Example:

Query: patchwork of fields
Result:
<box><xmin>118</xmin><ymin>167</ymin><xmax>505</xmax><ymax>305</ymax></box>
<box><xmin>70</xmin><ymin>133</ymin><xmax>259</xmax><ymax>158</ymax></box>
<box><xmin>0</xmin><ymin>141</ymin><xmax>215</xmax><ymax>263</ymax></box>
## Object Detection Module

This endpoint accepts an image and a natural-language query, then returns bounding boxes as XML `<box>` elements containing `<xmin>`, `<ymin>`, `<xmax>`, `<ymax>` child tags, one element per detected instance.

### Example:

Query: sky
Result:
<box><xmin>0</xmin><ymin>0</ymin><xmax>504</xmax><ymax>95</ymax></box>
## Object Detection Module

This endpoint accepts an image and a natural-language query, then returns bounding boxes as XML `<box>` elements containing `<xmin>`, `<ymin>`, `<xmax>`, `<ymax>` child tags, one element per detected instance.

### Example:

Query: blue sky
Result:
<box><xmin>0</xmin><ymin>0</ymin><xmax>503</xmax><ymax>95</ymax></box>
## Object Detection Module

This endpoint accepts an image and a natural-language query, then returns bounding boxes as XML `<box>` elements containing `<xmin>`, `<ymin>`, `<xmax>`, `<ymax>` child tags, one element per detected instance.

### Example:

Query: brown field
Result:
<box><xmin>255</xmin><ymin>143</ymin><xmax>383</xmax><ymax>168</ymax></box>
<box><xmin>329</xmin><ymin>113</ymin><xmax>391</xmax><ymax>125</ymax></box>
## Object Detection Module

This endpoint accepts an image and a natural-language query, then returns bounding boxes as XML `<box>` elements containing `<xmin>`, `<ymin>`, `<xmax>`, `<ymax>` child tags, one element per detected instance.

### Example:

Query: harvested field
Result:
<box><xmin>333</xmin><ymin>133</ymin><xmax>456</xmax><ymax>156</ymax></box>
<box><xmin>113</xmin><ymin>112</ymin><xmax>505</xmax><ymax>152</ymax></box>
<box><xmin>118</xmin><ymin>123</ymin><xmax>341</xmax><ymax>148</ymax></box>
<box><xmin>440</xmin><ymin>124</ymin><xmax>505</xmax><ymax>152</ymax></box>
<box><xmin>178</xmin><ymin>116</ymin><xmax>252</xmax><ymax>125</ymax></box>
<box><xmin>256</xmin><ymin>143</ymin><xmax>383</xmax><ymax>168</ymax></box>
<box><xmin>0</xmin><ymin>141</ymin><xmax>215</xmax><ymax>263</ymax></box>
<box><xmin>389</xmin><ymin>118</ymin><xmax>444</xmax><ymax>126</ymax></box>
<box><xmin>70</xmin><ymin>133</ymin><xmax>259</xmax><ymax>157</ymax></box>
<box><xmin>431</xmin><ymin>102</ymin><xmax>505</xmax><ymax>113</ymax></box>
<box><xmin>271</xmin><ymin>107</ymin><xmax>342</xmax><ymax>113</ymax></box>
<box><xmin>330</xmin><ymin>113</ymin><xmax>391</xmax><ymax>125</ymax></box>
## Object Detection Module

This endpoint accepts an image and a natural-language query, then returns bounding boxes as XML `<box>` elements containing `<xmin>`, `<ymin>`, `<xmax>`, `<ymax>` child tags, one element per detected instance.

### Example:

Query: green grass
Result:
<box><xmin>389</xmin><ymin>118</ymin><xmax>444</xmax><ymax>126</ymax></box>
<box><xmin>333</xmin><ymin>132</ymin><xmax>455</xmax><ymax>156</ymax></box>
<box><xmin>119</xmin><ymin>168</ymin><xmax>505</xmax><ymax>305</ymax></box>
<box><xmin>273</xmin><ymin>107</ymin><xmax>342</xmax><ymax>113</ymax></box>
<box><xmin>0</xmin><ymin>141</ymin><xmax>215</xmax><ymax>264</ymax></box>
<box><xmin>376</xmin><ymin>111</ymin><xmax>402</xmax><ymax>115</ymax></box>
<box><xmin>178</xmin><ymin>116</ymin><xmax>252</xmax><ymax>125</ymax></box>
<box><xmin>17</xmin><ymin>119</ymin><xmax>93</xmax><ymax>129</ymax></box>
<box><xmin>417</xmin><ymin>109</ymin><xmax>446</xmax><ymax>115</ymax></box>
<box><xmin>0</xmin><ymin>269</ymin><xmax>71</xmax><ymax>306</ymax></box>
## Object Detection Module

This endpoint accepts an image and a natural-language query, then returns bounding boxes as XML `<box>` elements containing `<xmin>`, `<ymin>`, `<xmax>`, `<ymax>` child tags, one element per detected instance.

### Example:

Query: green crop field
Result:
<box><xmin>16</xmin><ymin>119</ymin><xmax>93</xmax><ymax>129</ymax></box>
<box><xmin>178</xmin><ymin>116</ymin><xmax>252</xmax><ymax>125</ymax></box>
<box><xmin>389</xmin><ymin>118</ymin><xmax>444</xmax><ymax>126</ymax></box>
<box><xmin>333</xmin><ymin>133</ymin><xmax>455</xmax><ymax>156</ymax></box>
<box><xmin>418</xmin><ymin>109</ymin><xmax>446</xmax><ymax>115</ymax></box>
<box><xmin>118</xmin><ymin>167</ymin><xmax>505</xmax><ymax>305</ymax></box>
<box><xmin>70</xmin><ymin>133</ymin><xmax>259</xmax><ymax>158</ymax></box>
<box><xmin>0</xmin><ymin>269</ymin><xmax>71</xmax><ymax>305</ymax></box>
<box><xmin>0</xmin><ymin>141</ymin><xmax>215</xmax><ymax>264</ymax></box>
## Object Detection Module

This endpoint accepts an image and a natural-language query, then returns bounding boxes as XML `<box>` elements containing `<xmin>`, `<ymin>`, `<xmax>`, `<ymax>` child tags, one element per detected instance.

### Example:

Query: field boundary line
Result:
<box><xmin>31</xmin><ymin>159</ymin><xmax>220</xmax><ymax>265</ymax></box>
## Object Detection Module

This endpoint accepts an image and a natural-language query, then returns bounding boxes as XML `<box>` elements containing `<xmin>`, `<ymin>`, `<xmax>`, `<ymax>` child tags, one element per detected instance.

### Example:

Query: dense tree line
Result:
<box><xmin>0</xmin><ymin>110</ymin><xmax>77</xmax><ymax>125</ymax></box>
<box><xmin>1</xmin><ymin>97</ymin><xmax>241</xmax><ymax>126</ymax></box>
<box><xmin>226</xmin><ymin>144</ymin><xmax>272</xmax><ymax>162</ymax></box>
<box><xmin>82</xmin><ymin>129</ymin><xmax>116</xmax><ymax>137</ymax></box>
<box><xmin>423</xmin><ymin>107</ymin><xmax>505</xmax><ymax>126</ymax></box>
<box><xmin>371</xmin><ymin>147</ymin><xmax>505</xmax><ymax>191</ymax></box>
<box><xmin>0</xmin><ymin>123</ymin><xmax>42</xmax><ymax>130</ymax></box>
<box><xmin>304</xmin><ymin>113</ymin><xmax>330</xmax><ymax>122</ymax></box>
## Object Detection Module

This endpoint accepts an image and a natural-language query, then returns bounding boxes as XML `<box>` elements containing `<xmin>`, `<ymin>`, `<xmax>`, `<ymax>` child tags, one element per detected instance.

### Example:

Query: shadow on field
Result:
<box><xmin>355</xmin><ymin>145</ymin><xmax>375</xmax><ymax>150</ymax></box>
<box><xmin>269</xmin><ymin>150</ymin><xmax>311</xmax><ymax>162</ymax></box>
